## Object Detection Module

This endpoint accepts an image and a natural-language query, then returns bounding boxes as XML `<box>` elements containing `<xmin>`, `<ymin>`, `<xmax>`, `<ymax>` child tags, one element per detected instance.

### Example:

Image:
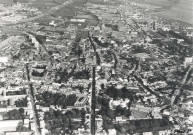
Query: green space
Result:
<box><xmin>36</xmin><ymin>91</ymin><xmax>78</xmax><ymax>108</ymax></box>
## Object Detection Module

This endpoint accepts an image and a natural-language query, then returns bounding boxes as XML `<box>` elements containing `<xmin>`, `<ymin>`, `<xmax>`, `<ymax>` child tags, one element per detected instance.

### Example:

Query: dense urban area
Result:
<box><xmin>0</xmin><ymin>0</ymin><xmax>192</xmax><ymax>135</ymax></box>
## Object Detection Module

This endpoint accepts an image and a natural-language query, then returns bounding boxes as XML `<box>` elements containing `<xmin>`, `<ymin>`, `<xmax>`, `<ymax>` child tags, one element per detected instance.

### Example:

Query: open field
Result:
<box><xmin>51</xmin><ymin>6</ymin><xmax>76</xmax><ymax>18</ymax></box>
<box><xmin>131</xmin><ymin>0</ymin><xmax>193</xmax><ymax>25</ymax></box>
<box><xmin>158</xmin><ymin>0</ymin><xmax>193</xmax><ymax>25</ymax></box>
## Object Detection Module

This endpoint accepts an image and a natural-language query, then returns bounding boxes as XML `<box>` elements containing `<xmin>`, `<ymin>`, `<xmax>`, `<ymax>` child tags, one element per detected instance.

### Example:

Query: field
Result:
<box><xmin>159</xmin><ymin>0</ymin><xmax>193</xmax><ymax>25</ymax></box>
<box><xmin>131</xmin><ymin>0</ymin><xmax>193</xmax><ymax>25</ymax></box>
<box><xmin>0</xmin><ymin>0</ymin><xmax>14</xmax><ymax>4</ymax></box>
<box><xmin>51</xmin><ymin>6</ymin><xmax>76</xmax><ymax>18</ymax></box>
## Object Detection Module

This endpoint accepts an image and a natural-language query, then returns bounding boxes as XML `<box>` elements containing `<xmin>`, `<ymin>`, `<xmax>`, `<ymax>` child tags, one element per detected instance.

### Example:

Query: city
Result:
<box><xmin>0</xmin><ymin>0</ymin><xmax>192</xmax><ymax>135</ymax></box>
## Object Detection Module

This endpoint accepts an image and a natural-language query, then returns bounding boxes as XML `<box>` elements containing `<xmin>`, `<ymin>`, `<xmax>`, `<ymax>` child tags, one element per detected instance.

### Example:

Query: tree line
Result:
<box><xmin>36</xmin><ymin>91</ymin><xmax>78</xmax><ymax>108</ymax></box>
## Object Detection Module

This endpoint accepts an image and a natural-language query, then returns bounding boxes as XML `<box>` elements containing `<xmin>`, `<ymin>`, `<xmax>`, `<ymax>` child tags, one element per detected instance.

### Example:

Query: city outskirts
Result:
<box><xmin>0</xmin><ymin>0</ymin><xmax>192</xmax><ymax>135</ymax></box>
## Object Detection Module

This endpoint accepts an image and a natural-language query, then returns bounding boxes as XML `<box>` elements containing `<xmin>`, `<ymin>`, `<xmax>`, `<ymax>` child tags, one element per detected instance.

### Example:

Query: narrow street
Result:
<box><xmin>133</xmin><ymin>73</ymin><xmax>161</xmax><ymax>98</ymax></box>
<box><xmin>25</xmin><ymin>63</ymin><xmax>41</xmax><ymax>135</ymax></box>
<box><xmin>171</xmin><ymin>65</ymin><xmax>192</xmax><ymax>105</ymax></box>
<box><xmin>90</xmin><ymin>66</ymin><xmax>96</xmax><ymax>135</ymax></box>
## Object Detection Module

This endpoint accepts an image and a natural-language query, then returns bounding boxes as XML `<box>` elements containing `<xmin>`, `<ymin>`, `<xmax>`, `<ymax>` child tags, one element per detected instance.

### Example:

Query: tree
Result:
<box><xmin>52</xmin><ymin>128</ymin><xmax>61</xmax><ymax>135</ymax></box>
<box><xmin>69</xmin><ymin>110</ymin><xmax>77</xmax><ymax>118</ymax></box>
<box><xmin>16</xmin><ymin>122</ymin><xmax>30</xmax><ymax>132</ymax></box>
<box><xmin>121</xmin><ymin>87</ymin><xmax>129</xmax><ymax>99</ymax></box>
<box><xmin>73</xmin><ymin>109</ymin><xmax>81</xmax><ymax>117</ymax></box>
<box><xmin>37</xmin><ymin>92</ymin><xmax>77</xmax><ymax>108</ymax></box>
<box><xmin>112</xmin><ymin>25</ymin><xmax>119</xmax><ymax>31</ymax></box>
<box><xmin>101</xmin><ymin>98</ymin><xmax>109</xmax><ymax>108</ymax></box>
<box><xmin>127</xmin><ymin>124</ymin><xmax>135</xmax><ymax>133</ymax></box>
<box><xmin>19</xmin><ymin>108</ymin><xmax>24</xmax><ymax>115</ymax></box>
<box><xmin>65</xmin><ymin>94</ymin><xmax>77</xmax><ymax>106</ymax></box>
<box><xmin>106</xmin><ymin>109</ymin><xmax>115</xmax><ymax>120</ymax></box>
<box><xmin>5</xmin><ymin>109</ymin><xmax>23</xmax><ymax>120</ymax></box>
<box><xmin>45</xmin><ymin>122</ymin><xmax>52</xmax><ymax>130</ymax></box>
<box><xmin>15</xmin><ymin>97</ymin><xmax>28</xmax><ymax>107</ymax></box>
<box><xmin>114</xmin><ymin>105</ymin><xmax>123</xmax><ymax>116</ymax></box>
<box><xmin>114</xmin><ymin>124</ymin><xmax>125</xmax><ymax>133</ymax></box>
<box><xmin>103</xmin><ymin>119</ymin><xmax>111</xmax><ymax>132</ymax></box>
<box><xmin>101</xmin><ymin>83</ymin><xmax>105</xmax><ymax>89</ymax></box>
<box><xmin>114</xmin><ymin>106</ymin><xmax>130</xmax><ymax>117</ymax></box>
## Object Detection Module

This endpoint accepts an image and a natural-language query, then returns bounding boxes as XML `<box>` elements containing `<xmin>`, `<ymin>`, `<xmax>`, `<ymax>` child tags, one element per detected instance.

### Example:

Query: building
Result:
<box><xmin>133</xmin><ymin>53</ymin><xmax>151</xmax><ymax>62</ymax></box>
<box><xmin>23</xmin><ymin>119</ymin><xmax>29</xmax><ymax>128</ymax></box>
<box><xmin>143</xmin><ymin>132</ymin><xmax>153</xmax><ymax>135</ymax></box>
<box><xmin>107</xmin><ymin>129</ymin><xmax>117</xmax><ymax>135</ymax></box>
<box><xmin>129</xmin><ymin>110</ymin><xmax>149</xmax><ymax>120</ymax></box>
<box><xmin>0</xmin><ymin>120</ymin><xmax>22</xmax><ymax>134</ymax></box>
<box><xmin>119</xmin><ymin>59</ymin><xmax>127</xmax><ymax>68</ymax></box>
<box><xmin>186</xmin><ymin>29</ymin><xmax>193</xmax><ymax>37</ymax></box>
<box><xmin>0</xmin><ymin>57</ymin><xmax>8</xmax><ymax>63</ymax></box>
<box><xmin>74</xmin><ymin>97</ymin><xmax>88</xmax><ymax>106</ymax></box>
<box><xmin>184</xmin><ymin>57</ymin><xmax>193</xmax><ymax>67</ymax></box>
<box><xmin>40</xmin><ymin>120</ymin><xmax>46</xmax><ymax>129</ymax></box>
<box><xmin>70</xmin><ymin>19</ymin><xmax>86</xmax><ymax>23</ymax></box>
<box><xmin>181</xmin><ymin>100</ymin><xmax>193</xmax><ymax>110</ymax></box>
<box><xmin>41</xmin><ymin>128</ymin><xmax>49</xmax><ymax>135</ymax></box>
<box><xmin>30</xmin><ymin>122</ymin><xmax>36</xmax><ymax>131</ymax></box>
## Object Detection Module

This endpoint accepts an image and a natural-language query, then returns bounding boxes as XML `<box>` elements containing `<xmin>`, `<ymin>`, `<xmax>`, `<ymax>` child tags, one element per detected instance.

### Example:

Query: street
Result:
<box><xmin>25</xmin><ymin>64</ymin><xmax>41</xmax><ymax>135</ymax></box>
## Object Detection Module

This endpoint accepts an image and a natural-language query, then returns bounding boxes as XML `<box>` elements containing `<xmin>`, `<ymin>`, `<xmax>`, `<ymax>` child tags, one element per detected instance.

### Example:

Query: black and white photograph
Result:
<box><xmin>0</xmin><ymin>0</ymin><xmax>192</xmax><ymax>135</ymax></box>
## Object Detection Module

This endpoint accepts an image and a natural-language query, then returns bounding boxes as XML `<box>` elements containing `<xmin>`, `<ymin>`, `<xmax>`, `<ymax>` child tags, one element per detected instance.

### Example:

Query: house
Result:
<box><xmin>151</xmin><ymin>111</ymin><xmax>162</xmax><ymax>119</ymax></box>
<box><xmin>184</xmin><ymin>57</ymin><xmax>193</xmax><ymax>67</ymax></box>
<box><xmin>134</xmin><ymin>104</ymin><xmax>150</xmax><ymax>112</ymax></box>
<box><xmin>162</xmin><ymin>25</ymin><xmax>171</xmax><ymax>31</ymax></box>
<box><xmin>163</xmin><ymin>110</ymin><xmax>170</xmax><ymax>116</ymax></box>
<box><xmin>115</xmin><ymin>116</ymin><xmax>123</xmax><ymax>121</ymax></box>
<box><xmin>119</xmin><ymin>59</ymin><xmax>127</xmax><ymax>67</ymax></box>
<box><xmin>96</xmin><ymin>115</ymin><xmax>103</xmax><ymax>132</ymax></box>
<box><xmin>77</xmin><ymin>127</ymin><xmax>88</xmax><ymax>135</ymax></box>
<box><xmin>30</xmin><ymin>122</ymin><xmax>36</xmax><ymax>131</ymax></box>
<box><xmin>181</xmin><ymin>100</ymin><xmax>193</xmax><ymax>110</ymax></box>
<box><xmin>23</xmin><ymin>119</ymin><xmax>29</xmax><ymax>128</ymax></box>
<box><xmin>186</xmin><ymin>29</ymin><xmax>193</xmax><ymax>37</ymax></box>
<box><xmin>0</xmin><ymin>57</ymin><xmax>8</xmax><ymax>63</ymax></box>
<box><xmin>49</xmin><ymin>21</ymin><xmax>57</xmax><ymax>27</ymax></box>
<box><xmin>177</xmin><ymin>39</ymin><xmax>184</xmax><ymax>44</ymax></box>
<box><xmin>70</xmin><ymin>19</ymin><xmax>86</xmax><ymax>23</ymax></box>
<box><xmin>24</xmin><ymin>109</ymin><xmax>33</xmax><ymax>117</ymax></box>
<box><xmin>41</xmin><ymin>129</ymin><xmax>49</xmax><ymax>135</ymax></box>
<box><xmin>74</xmin><ymin>97</ymin><xmax>88</xmax><ymax>107</ymax></box>
<box><xmin>133</xmin><ymin>53</ymin><xmax>151</xmax><ymax>61</ymax></box>
<box><xmin>129</xmin><ymin>110</ymin><xmax>149</xmax><ymax>120</ymax></box>
<box><xmin>108</xmin><ymin>129</ymin><xmax>117</xmax><ymax>135</ymax></box>
<box><xmin>40</xmin><ymin>120</ymin><xmax>46</xmax><ymax>128</ymax></box>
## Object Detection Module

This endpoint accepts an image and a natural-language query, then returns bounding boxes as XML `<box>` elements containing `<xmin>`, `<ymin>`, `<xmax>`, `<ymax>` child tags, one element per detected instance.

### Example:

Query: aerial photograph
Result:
<box><xmin>0</xmin><ymin>0</ymin><xmax>192</xmax><ymax>135</ymax></box>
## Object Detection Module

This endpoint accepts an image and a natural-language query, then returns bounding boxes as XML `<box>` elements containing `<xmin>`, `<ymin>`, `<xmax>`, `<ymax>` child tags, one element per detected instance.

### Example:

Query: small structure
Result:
<box><xmin>186</xmin><ymin>29</ymin><xmax>193</xmax><ymax>37</ymax></box>
<box><xmin>74</xmin><ymin>97</ymin><xmax>88</xmax><ymax>107</ymax></box>
<box><xmin>23</xmin><ymin>119</ymin><xmax>29</xmax><ymax>128</ymax></box>
<box><xmin>184</xmin><ymin>57</ymin><xmax>193</xmax><ymax>67</ymax></box>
